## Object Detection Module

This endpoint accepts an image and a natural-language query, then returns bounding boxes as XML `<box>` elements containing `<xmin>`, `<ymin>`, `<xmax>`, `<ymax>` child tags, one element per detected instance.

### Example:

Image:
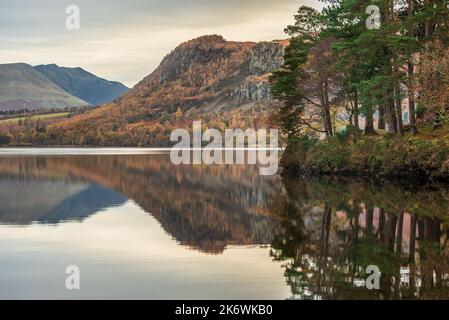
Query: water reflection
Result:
<box><xmin>272</xmin><ymin>176</ymin><xmax>449</xmax><ymax>300</ymax></box>
<box><xmin>0</xmin><ymin>154</ymin><xmax>282</xmax><ymax>253</ymax></box>
<box><xmin>0</xmin><ymin>180</ymin><xmax>126</xmax><ymax>224</ymax></box>
<box><xmin>1</xmin><ymin>154</ymin><xmax>449</xmax><ymax>299</ymax></box>
<box><xmin>0</xmin><ymin>154</ymin><xmax>289</xmax><ymax>299</ymax></box>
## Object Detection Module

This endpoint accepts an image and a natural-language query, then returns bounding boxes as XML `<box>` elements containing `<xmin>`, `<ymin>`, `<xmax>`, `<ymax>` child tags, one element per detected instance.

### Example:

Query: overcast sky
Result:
<box><xmin>0</xmin><ymin>0</ymin><xmax>322</xmax><ymax>87</ymax></box>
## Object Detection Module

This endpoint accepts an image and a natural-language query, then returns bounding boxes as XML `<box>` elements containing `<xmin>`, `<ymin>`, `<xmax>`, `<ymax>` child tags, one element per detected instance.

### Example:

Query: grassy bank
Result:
<box><xmin>282</xmin><ymin>126</ymin><xmax>449</xmax><ymax>181</ymax></box>
<box><xmin>0</xmin><ymin>112</ymin><xmax>69</xmax><ymax>125</ymax></box>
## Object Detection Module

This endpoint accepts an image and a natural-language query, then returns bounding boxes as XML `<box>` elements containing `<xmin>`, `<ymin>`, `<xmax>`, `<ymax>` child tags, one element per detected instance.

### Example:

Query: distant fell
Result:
<box><xmin>0</xmin><ymin>63</ymin><xmax>88</xmax><ymax>111</ymax></box>
<box><xmin>34</xmin><ymin>64</ymin><xmax>129</xmax><ymax>106</ymax></box>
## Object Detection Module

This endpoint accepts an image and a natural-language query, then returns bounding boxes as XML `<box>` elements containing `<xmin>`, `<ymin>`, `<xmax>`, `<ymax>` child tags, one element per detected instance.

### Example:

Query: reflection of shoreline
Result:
<box><xmin>0</xmin><ymin>155</ymin><xmax>282</xmax><ymax>254</ymax></box>
<box><xmin>0</xmin><ymin>148</ymin><xmax>172</xmax><ymax>155</ymax></box>
<box><xmin>272</xmin><ymin>176</ymin><xmax>449</xmax><ymax>300</ymax></box>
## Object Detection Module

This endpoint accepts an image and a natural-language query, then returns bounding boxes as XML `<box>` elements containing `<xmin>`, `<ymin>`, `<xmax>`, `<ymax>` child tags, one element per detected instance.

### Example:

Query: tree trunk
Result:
<box><xmin>396</xmin><ymin>213</ymin><xmax>404</xmax><ymax>254</ymax></box>
<box><xmin>424</xmin><ymin>0</ymin><xmax>432</xmax><ymax>39</ymax></box>
<box><xmin>389</xmin><ymin>1</ymin><xmax>400</xmax><ymax>134</ymax></box>
<box><xmin>323</xmin><ymin>82</ymin><xmax>333</xmax><ymax>136</ymax></box>
<box><xmin>387</xmin><ymin>215</ymin><xmax>398</xmax><ymax>252</ymax></box>
<box><xmin>409</xmin><ymin>214</ymin><xmax>417</xmax><ymax>263</ymax></box>
<box><xmin>394</xmin><ymin>80</ymin><xmax>404</xmax><ymax>135</ymax></box>
<box><xmin>366</xmin><ymin>207</ymin><xmax>374</xmax><ymax>236</ymax></box>
<box><xmin>322</xmin><ymin>108</ymin><xmax>330</xmax><ymax>137</ymax></box>
<box><xmin>407</xmin><ymin>0</ymin><xmax>417</xmax><ymax>135</ymax></box>
<box><xmin>378</xmin><ymin>105</ymin><xmax>386</xmax><ymax>130</ymax></box>
<box><xmin>407</xmin><ymin>62</ymin><xmax>418</xmax><ymax>135</ymax></box>
<box><xmin>409</xmin><ymin>214</ymin><xmax>417</xmax><ymax>293</ymax></box>
<box><xmin>386</xmin><ymin>96</ymin><xmax>397</xmax><ymax>133</ymax></box>
<box><xmin>378</xmin><ymin>208</ymin><xmax>386</xmax><ymax>241</ymax></box>
<box><xmin>319</xmin><ymin>86</ymin><xmax>331</xmax><ymax>137</ymax></box>
<box><xmin>364</xmin><ymin>106</ymin><xmax>376</xmax><ymax>135</ymax></box>
<box><xmin>353</xmin><ymin>90</ymin><xmax>360</xmax><ymax>130</ymax></box>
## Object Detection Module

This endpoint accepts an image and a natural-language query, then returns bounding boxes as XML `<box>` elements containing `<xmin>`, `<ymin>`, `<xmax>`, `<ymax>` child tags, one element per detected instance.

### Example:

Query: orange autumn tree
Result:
<box><xmin>418</xmin><ymin>40</ymin><xmax>449</xmax><ymax>128</ymax></box>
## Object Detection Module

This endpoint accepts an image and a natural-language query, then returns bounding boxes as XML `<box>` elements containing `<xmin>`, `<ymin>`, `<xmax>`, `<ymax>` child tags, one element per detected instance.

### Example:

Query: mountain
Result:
<box><xmin>34</xmin><ymin>64</ymin><xmax>129</xmax><ymax>106</ymax></box>
<box><xmin>0</xmin><ymin>63</ymin><xmax>88</xmax><ymax>111</ymax></box>
<box><xmin>43</xmin><ymin>35</ymin><xmax>286</xmax><ymax>146</ymax></box>
<box><xmin>123</xmin><ymin>35</ymin><xmax>285</xmax><ymax>116</ymax></box>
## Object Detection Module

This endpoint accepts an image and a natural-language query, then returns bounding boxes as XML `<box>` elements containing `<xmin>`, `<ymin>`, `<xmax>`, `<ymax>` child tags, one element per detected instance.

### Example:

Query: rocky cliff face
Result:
<box><xmin>249</xmin><ymin>41</ymin><xmax>285</xmax><ymax>76</ymax></box>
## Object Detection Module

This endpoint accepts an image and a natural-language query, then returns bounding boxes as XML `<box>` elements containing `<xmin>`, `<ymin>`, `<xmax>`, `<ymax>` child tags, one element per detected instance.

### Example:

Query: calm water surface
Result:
<box><xmin>0</xmin><ymin>150</ymin><xmax>449</xmax><ymax>299</ymax></box>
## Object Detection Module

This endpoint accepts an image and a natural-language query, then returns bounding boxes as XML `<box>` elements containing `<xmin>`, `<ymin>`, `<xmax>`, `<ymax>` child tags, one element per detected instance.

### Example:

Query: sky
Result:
<box><xmin>0</xmin><ymin>0</ymin><xmax>322</xmax><ymax>87</ymax></box>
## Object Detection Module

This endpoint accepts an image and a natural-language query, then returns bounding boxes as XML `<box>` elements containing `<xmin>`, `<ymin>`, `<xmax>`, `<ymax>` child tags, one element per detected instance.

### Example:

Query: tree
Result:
<box><xmin>0</xmin><ymin>133</ymin><xmax>11</xmax><ymax>146</ymax></box>
<box><xmin>270</xmin><ymin>6</ymin><xmax>340</xmax><ymax>139</ymax></box>
<box><xmin>305</xmin><ymin>37</ymin><xmax>339</xmax><ymax>137</ymax></box>
<box><xmin>418</xmin><ymin>40</ymin><xmax>449</xmax><ymax>127</ymax></box>
<box><xmin>270</xmin><ymin>35</ymin><xmax>312</xmax><ymax>140</ymax></box>
<box><xmin>405</xmin><ymin>0</ymin><xmax>418</xmax><ymax>134</ymax></box>
<box><xmin>412</xmin><ymin>0</ymin><xmax>449</xmax><ymax>128</ymax></box>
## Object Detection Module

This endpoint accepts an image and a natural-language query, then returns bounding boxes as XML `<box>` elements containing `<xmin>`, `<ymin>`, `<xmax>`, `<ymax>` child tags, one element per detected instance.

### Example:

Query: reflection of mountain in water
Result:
<box><xmin>36</xmin><ymin>184</ymin><xmax>127</xmax><ymax>224</ymax></box>
<box><xmin>0</xmin><ymin>155</ymin><xmax>281</xmax><ymax>253</ymax></box>
<box><xmin>0</xmin><ymin>178</ymin><xmax>126</xmax><ymax>224</ymax></box>
<box><xmin>5</xmin><ymin>154</ymin><xmax>449</xmax><ymax>299</ymax></box>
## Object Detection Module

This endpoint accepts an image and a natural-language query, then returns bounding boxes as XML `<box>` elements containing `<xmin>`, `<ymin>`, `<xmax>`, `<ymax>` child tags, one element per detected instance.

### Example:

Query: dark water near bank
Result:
<box><xmin>0</xmin><ymin>151</ymin><xmax>448</xmax><ymax>299</ymax></box>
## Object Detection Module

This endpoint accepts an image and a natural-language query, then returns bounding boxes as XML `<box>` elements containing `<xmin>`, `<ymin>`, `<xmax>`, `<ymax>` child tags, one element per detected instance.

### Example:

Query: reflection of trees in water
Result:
<box><xmin>271</xmin><ymin>177</ymin><xmax>449</xmax><ymax>300</ymax></box>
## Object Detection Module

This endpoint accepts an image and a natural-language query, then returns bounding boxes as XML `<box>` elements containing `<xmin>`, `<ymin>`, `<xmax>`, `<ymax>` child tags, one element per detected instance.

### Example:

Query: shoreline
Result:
<box><xmin>281</xmin><ymin>132</ymin><xmax>449</xmax><ymax>183</ymax></box>
<box><xmin>280</xmin><ymin>166</ymin><xmax>449</xmax><ymax>185</ymax></box>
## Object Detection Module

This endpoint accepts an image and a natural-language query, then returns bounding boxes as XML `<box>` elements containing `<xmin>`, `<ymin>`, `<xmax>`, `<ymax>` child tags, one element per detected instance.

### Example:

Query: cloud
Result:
<box><xmin>0</xmin><ymin>0</ymin><xmax>322</xmax><ymax>87</ymax></box>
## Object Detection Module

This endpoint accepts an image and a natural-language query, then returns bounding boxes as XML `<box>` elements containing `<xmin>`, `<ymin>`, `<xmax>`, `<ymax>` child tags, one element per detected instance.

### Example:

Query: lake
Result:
<box><xmin>0</xmin><ymin>150</ymin><xmax>448</xmax><ymax>299</ymax></box>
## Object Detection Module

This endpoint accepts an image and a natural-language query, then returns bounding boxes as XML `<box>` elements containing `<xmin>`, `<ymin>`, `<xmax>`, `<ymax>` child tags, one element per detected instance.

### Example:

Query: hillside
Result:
<box><xmin>124</xmin><ymin>35</ymin><xmax>285</xmax><ymax>116</ymax></box>
<box><xmin>34</xmin><ymin>64</ymin><xmax>129</xmax><ymax>106</ymax></box>
<box><xmin>0</xmin><ymin>63</ymin><xmax>88</xmax><ymax>111</ymax></box>
<box><xmin>38</xmin><ymin>35</ymin><xmax>286</xmax><ymax>146</ymax></box>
